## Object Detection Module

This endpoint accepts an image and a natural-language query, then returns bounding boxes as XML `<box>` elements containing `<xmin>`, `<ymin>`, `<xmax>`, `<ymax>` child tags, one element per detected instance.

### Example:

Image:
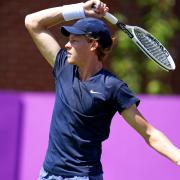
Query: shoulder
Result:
<box><xmin>97</xmin><ymin>69</ymin><xmax>127</xmax><ymax>100</ymax></box>
<box><xmin>100</xmin><ymin>70</ymin><xmax>139</xmax><ymax>100</ymax></box>
<box><xmin>101</xmin><ymin>69</ymin><xmax>125</xmax><ymax>89</ymax></box>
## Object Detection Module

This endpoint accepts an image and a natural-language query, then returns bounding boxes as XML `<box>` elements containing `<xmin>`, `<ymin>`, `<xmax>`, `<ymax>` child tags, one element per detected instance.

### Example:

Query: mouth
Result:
<box><xmin>67</xmin><ymin>52</ymin><xmax>71</xmax><ymax>57</ymax></box>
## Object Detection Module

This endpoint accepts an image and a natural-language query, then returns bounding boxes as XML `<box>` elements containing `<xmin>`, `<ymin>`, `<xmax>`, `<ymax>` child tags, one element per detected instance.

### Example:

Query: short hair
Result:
<box><xmin>85</xmin><ymin>35</ymin><xmax>115</xmax><ymax>62</ymax></box>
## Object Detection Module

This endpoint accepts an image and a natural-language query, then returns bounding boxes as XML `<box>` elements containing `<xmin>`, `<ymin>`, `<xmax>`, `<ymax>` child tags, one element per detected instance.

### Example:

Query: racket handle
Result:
<box><xmin>104</xmin><ymin>12</ymin><xmax>118</xmax><ymax>25</ymax></box>
<box><xmin>91</xmin><ymin>3</ymin><xmax>118</xmax><ymax>24</ymax></box>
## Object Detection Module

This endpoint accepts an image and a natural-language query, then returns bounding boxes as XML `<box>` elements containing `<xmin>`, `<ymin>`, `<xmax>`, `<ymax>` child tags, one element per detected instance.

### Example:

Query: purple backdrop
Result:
<box><xmin>0</xmin><ymin>92</ymin><xmax>180</xmax><ymax>180</ymax></box>
<box><xmin>0</xmin><ymin>92</ymin><xmax>23</xmax><ymax>180</ymax></box>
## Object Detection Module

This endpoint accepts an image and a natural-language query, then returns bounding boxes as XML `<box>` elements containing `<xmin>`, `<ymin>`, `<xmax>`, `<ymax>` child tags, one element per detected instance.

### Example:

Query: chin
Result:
<box><xmin>67</xmin><ymin>58</ymin><xmax>76</xmax><ymax>65</ymax></box>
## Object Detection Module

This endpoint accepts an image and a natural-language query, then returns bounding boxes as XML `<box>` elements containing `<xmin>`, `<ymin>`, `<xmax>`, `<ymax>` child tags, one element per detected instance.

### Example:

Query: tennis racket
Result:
<box><xmin>103</xmin><ymin>12</ymin><xmax>175</xmax><ymax>71</ymax></box>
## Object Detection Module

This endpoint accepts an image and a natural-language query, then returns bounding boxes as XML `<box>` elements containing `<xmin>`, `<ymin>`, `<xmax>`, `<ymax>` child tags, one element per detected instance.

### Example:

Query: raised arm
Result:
<box><xmin>25</xmin><ymin>7</ymin><xmax>63</xmax><ymax>67</ymax></box>
<box><xmin>25</xmin><ymin>0</ymin><xmax>108</xmax><ymax>67</ymax></box>
<box><xmin>121</xmin><ymin>104</ymin><xmax>180</xmax><ymax>166</ymax></box>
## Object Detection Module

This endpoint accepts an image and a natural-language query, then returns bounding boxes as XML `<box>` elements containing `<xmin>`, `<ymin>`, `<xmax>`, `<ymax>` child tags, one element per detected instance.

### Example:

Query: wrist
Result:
<box><xmin>61</xmin><ymin>3</ymin><xmax>86</xmax><ymax>21</ymax></box>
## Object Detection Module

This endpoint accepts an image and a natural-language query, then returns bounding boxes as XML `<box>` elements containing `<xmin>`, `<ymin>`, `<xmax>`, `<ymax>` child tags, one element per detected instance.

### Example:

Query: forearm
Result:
<box><xmin>147</xmin><ymin>128</ymin><xmax>180</xmax><ymax>165</ymax></box>
<box><xmin>25</xmin><ymin>7</ymin><xmax>64</xmax><ymax>30</ymax></box>
<box><xmin>25</xmin><ymin>0</ymin><xmax>107</xmax><ymax>31</ymax></box>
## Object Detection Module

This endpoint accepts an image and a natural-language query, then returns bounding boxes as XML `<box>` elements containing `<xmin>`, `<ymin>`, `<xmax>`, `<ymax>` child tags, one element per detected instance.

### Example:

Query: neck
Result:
<box><xmin>78</xmin><ymin>59</ymin><xmax>103</xmax><ymax>81</ymax></box>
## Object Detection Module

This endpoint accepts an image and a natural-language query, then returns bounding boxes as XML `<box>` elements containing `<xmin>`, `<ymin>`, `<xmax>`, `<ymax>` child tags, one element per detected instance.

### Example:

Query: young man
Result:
<box><xmin>25</xmin><ymin>0</ymin><xmax>180</xmax><ymax>179</ymax></box>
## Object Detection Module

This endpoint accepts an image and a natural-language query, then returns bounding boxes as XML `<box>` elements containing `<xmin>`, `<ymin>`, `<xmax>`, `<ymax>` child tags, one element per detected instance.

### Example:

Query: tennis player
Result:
<box><xmin>25</xmin><ymin>0</ymin><xmax>180</xmax><ymax>179</ymax></box>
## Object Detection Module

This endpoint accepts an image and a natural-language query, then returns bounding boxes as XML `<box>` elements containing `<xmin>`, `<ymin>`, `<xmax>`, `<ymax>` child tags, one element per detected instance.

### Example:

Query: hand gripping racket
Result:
<box><xmin>103</xmin><ymin>12</ymin><xmax>176</xmax><ymax>71</ymax></box>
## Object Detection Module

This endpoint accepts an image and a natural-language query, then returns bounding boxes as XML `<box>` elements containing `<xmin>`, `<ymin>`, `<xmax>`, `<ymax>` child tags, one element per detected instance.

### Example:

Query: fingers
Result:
<box><xmin>83</xmin><ymin>0</ymin><xmax>109</xmax><ymax>18</ymax></box>
<box><xmin>94</xmin><ymin>1</ymin><xmax>109</xmax><ymax>15</ymax></box>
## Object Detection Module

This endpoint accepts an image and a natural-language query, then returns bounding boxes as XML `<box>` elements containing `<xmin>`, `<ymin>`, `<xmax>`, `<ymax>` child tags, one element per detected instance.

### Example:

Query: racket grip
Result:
<box><xmin>91</xmin><ymin>3</ymin><xmax>118</xmax><ymax>25</ymax></box>
<box><xmin>104</xmin><ymin>12</ymin><xmax>118</xmax><ymax>25</ymax></box>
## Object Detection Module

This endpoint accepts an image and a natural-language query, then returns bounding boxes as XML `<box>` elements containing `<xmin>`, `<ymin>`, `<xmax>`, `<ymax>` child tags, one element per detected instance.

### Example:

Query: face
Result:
<box><xmin>65</xmin><ymin>35</ymin><xmax>93</xmax><ymax>66</ymax></box>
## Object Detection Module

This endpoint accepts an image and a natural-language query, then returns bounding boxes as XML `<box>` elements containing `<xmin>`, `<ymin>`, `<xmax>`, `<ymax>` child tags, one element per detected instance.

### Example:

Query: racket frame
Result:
<box><xmin>104</xmin><ymin>12</ymin><xmax>175</xmax><ymax>71</ymax></box>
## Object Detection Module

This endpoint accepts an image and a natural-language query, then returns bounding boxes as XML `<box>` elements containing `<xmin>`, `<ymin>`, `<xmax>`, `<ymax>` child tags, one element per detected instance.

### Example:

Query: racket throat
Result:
<box><xmin>117</xmin><ymin>21</ymin><xmax>134</xmax><ymax>38</ymax></box>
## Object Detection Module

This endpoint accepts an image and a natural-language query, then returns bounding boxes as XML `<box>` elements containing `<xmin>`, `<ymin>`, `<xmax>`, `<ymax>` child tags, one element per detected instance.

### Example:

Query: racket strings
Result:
<box><xmin>134</xmin><ymin>29</ymin><xmax>171</xmax><ymax>68</ymax></box>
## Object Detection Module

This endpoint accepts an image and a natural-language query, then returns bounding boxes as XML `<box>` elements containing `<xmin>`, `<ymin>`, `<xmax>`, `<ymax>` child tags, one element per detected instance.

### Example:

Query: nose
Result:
<box><xmin>65</xmin><ymin>41</ymin><xmax>71</xmax><ymax>49</ymax></box>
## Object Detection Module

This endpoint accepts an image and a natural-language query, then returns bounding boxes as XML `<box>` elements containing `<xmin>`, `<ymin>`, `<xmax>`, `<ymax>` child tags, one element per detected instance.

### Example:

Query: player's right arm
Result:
<box><xmin>25</xmin><ymin>7</ymin><xmax>63</xmax><ymax>67</ymax></box>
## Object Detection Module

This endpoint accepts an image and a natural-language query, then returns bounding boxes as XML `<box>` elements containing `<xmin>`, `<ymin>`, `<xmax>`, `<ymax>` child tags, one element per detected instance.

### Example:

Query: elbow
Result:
<box><xmin>25</xmin><ymin>14</ymin><xmax>40</xmax><ymax>31</ymax></box>
<box><xmin>25</xmin><ymin>14</ymin><xmax>35</xmax><ymax>30</ymax></box>
<box><xmin>25</xmin><ymin>14</ymin><xmax>33</xmax><ymax>29</ymax></box>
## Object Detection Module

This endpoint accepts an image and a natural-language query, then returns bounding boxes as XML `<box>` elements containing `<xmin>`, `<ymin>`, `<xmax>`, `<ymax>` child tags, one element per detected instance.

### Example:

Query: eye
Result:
<box><xmin>70</xmin><ymin>39</ymin><xmax>78</xmax><ymax>43</ymax></box>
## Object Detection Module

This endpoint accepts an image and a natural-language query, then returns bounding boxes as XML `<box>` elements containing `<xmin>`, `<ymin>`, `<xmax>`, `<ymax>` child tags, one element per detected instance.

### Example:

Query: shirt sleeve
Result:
<box><xmin>52</xmin><ymin>48</ymin><xmax>68</xmax><ymax>79</ymax></box>
<box><xmin>113</xmin><ymin>83</ymin><xmax>140</xmax><ymax>114</ymax></box>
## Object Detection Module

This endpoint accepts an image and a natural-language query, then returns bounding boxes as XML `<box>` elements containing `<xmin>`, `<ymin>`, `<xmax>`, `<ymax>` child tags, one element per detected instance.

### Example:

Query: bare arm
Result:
<box><xmin>24</xmin><ymin>0</ymin><xmax>108</xmax><ymax>67</ymax></box>
<box><xmin>121</xmin><ymin>104</ymin><xmax>180</xmax><ymax>166</ymax></box>
<box><xmin>25</xmin><ymin>7</ymin><xmax>63</xmax><ymax>67</ymax></box>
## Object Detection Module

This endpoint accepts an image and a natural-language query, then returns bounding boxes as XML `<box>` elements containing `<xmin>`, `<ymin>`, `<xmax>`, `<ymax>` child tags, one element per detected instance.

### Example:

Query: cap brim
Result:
<box><xmin>61</xmin><ymin>26</ymin><xmax>85</xmax><ymax>37</ymax></box>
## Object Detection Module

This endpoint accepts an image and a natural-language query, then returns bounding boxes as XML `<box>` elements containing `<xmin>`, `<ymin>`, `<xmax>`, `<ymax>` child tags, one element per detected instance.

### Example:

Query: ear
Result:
<box><xmin>90</xmin><ymin>40</ymin><xmax>99</xmax><ymax>52</ymax></box>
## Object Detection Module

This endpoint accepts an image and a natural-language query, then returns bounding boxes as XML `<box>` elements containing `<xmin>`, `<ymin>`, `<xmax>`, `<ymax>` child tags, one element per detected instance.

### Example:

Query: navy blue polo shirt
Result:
<box><xmin>43</xmin><ymin>49</ymin><xmax>140</xmax><ymax>176</ymax></box>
